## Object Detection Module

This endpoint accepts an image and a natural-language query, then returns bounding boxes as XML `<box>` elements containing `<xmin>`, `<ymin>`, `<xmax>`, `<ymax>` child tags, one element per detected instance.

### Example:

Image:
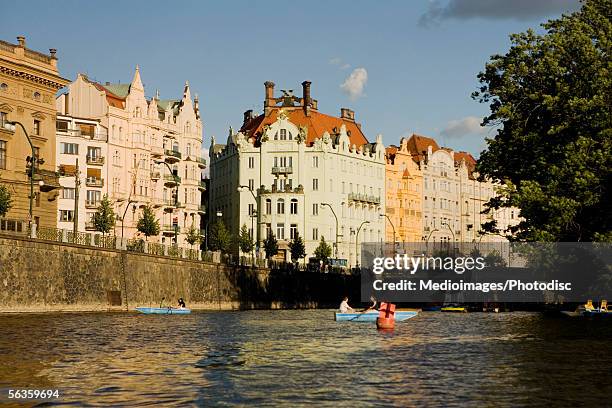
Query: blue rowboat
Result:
<box><xmin>135</xmin><ymin>307</ymin><xmax>191</xmax><ymax>315</ymax></box>
<box><xmin>335</xmin><ymin>310</ymin><xmax>418</xmax><ymax>322</ymax></box>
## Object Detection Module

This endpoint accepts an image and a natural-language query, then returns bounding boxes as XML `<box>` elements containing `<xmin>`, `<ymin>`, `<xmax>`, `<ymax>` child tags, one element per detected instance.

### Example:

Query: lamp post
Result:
<box><xmin>355</xmin><ymin>220</ymin><xmax>370</xmax><ymax>268</ymax></box>
<box><xmin>121</xmin><ymin>199</ymin><xmax>138</xmax><ymax>245</ymax></box>
<box><xmin>238</xmin><ymin>185</ymin><xmax>260</xmax><ymax>260</ymax></box>
<box><xmin>155</xmin><ymin>160</ymin><xmax>179</xmax><ymax>244</ymax></box>
<box><xmin>425</xmin><ymin>228</ymin><xmax>439</xmax><ymax>256</ymax></box>
<box><xmin>205</xmin><ymin>210</ymin><xmax>222</xmax><ymax>251</ymax></box>
<box><xmin>3</xmin><ymin>121</ymin><xmax>39</xmax><ymax>224</ymax></box>
<box><xmin>321</xmin><ymin>202</ymin><xmax>339</xmax><ymax>259</ymax></box>
<box><xmin>380</xmin><ymin>213</ymin><xmax>396</xmax><ymax>255</ymax></box>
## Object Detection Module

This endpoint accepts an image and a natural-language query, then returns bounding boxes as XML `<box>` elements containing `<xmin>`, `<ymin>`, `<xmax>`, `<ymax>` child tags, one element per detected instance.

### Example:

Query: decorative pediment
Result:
<box><xmin>31</xmin><ymin>111</ymin><xmax>46</xmax><ymax>120</ymax></box>
<box><xmin>0</xmin><ymin>103</ymin><xmax>13</xmax><ymax>113</ymax></box>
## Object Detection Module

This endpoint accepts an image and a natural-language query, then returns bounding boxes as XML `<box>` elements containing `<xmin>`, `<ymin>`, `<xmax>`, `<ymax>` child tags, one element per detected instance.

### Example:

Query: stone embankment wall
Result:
<box><xmin>0</xmin><ymin>234</ymin><xmax>358</xmax><ymax>313</ymax></box>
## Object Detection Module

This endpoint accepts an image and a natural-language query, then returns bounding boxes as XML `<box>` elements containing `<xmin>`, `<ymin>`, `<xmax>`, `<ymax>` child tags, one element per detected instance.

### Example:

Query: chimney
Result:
<box><xmin>264</xmin><ymin>81</ymin><xmax>275</xmax><ymax>116</ymax></box>
<box><xmin>17</xmin><ymin>36</ymin><xmax>26</xmax><ymax>48</ymax></box>
<box><xmin>243</xmin><ymin>109</ymin><xmax>254</xmax><ymax>125</ymax></box>
<box><xmin>49</xmin><ymin>48</ymin><xmax>57</xmax><ymax>59</ymax></box>
<box><xmin>302</xmin><ymin>81</ymin><xmax>311</xmax><ymax>116</ymax></box>
<box><xmin>105</xmin><ymin>81</ymin><xmax>110</xmax><ymax>86</ymax></box>
<box><xmin>340</xmin><ymin>108</ymin><xmax>355</xmax><ymax>122</ymax></box>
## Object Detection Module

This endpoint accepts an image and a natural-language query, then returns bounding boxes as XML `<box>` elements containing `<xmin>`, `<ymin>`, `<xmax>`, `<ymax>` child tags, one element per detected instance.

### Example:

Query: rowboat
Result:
<box><xmin>440</xmin><ymin>306</ymin><xmax>467</xmax><ymax>313</ymax></box>
<box><xmin>335</xmin><ymin>310</ymin><xmax>418</xmax><ymax>322</ymax></box>
<box><xmin>135</xmin><ymin>307</ymin><xmax>191</xmax><ymax>315</ymax></box>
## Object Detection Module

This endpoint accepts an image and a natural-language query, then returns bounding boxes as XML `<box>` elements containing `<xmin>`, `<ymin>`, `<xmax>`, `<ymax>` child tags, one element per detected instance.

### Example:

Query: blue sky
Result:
<box><xmin>1</xmin><ymin>0</ymin><xmax>579</xmax><ymax>156</ymax></box>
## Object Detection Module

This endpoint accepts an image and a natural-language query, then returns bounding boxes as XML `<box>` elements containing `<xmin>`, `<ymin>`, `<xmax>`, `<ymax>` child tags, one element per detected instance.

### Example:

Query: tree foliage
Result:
<box><xmin>209</xmin><ymin>220</ymin><xmax>232</xmax><ymax>253</ymax></box>
<box><xmin>136</xmin><ymin>205</ymin><xmax>160</xmax><ymax>240</ymax></box>
<box><xmin>238</xmin><ymin>223</ymin><xmax>254</xmax><ymax>254</ymax></box>
<box><xmin>314</xmin><ymin>236</ymin><xmax>332</xmax><ymax>264</ymax></box>
<box><xmin>288</xmin><ymin>232</ymin><xmax>306</xmax><ymax>263</ymax></box>
<box><xmin>185</xmin><ymin>223</ymin><xmax>201</xmax><ymax>247</ymax></box>
<box><xmin>93</xmin><ymin>194</ymin><xmax>115</xmax><ymax>236</ymax></box>
<box><xmin>0</xmin><ymin>185</ymin><xmax>12</xmax><ymax>217</ymax></box>
<box><xmin>263</xmin><ymin>232</ymin><xmax>279</xmax><ymax>259</ymax></box>
<box><xmin>473</xmin><ymin>0</ymin><xmax>611</xmax><ymax>241</ymax></box>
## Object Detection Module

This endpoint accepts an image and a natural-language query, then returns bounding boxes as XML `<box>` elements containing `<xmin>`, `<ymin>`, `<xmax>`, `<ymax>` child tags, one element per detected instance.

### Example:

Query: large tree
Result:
<box><xmin>473</xmin><ymin>0</ymin><xmax>611</xmax><ymax>242</ymax></box>
<box><xmin>288</xmin><ymin>232</ymin><xmax>306</xmax><ymax>264</ymax></box>
<box><xmin>263</xmin><ymin>232</ymin><xmax>279</xmax><ymax>260</ymax></box>
<box><xmin>238</xmin><ymin>223</ymin><xmax>254</xmax><ymax>255</ymax></box>
<box><xmin>93</xmin><ymin>194</ymin><xmax>115</xmax><ymax>236</ymax></box>
<box><xmin>185</xmin><ymin>223</ymin><xmax>201</xmax><ymax>248</ymax></box>
<box><xmin>314</xmin><ymin>236</ymin><xmax>332</xmax><ymax>264</ymax></box>
<box><xmin>209</xmin><ymin>220</ymin><xmax>232</xmax><ymax>253</ymax></box>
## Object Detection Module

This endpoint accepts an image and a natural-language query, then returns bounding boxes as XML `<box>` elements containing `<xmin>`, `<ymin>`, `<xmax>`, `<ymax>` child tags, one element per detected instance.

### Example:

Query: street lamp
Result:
<box><xmin>321</xmin><ymin>202</ymin><xmax>339</xmax><ymax>259</ymax></box>
<box><xmin>380</xmin><ymin>213</ymin><xmax>396</xmax><ymax>254</ymax></box>
<box><xmin>238</xmin><ymin>185</ymin><xmax>260</xmax><ymax>259</ymax></box>
<box><xmin>3</xmin><ymin>121</ymin><xmax>39</xmax><ymax>224</ymax></box>
<box><xmin>355</xmin><ymin>220</ymin><xmax>370</xmax><ymax>268</ymax></box>
<box><xmin>155</xmin><ymin>160</ymin><xmax>179</xmax><ymax>244</ymax></box>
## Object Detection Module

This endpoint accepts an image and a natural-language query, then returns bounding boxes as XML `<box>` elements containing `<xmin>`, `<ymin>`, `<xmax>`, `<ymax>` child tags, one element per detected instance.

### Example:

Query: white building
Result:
<box><xmin>55</xmin><ymin>67</ymin><xmax>205</xmax><ymax>245</ymax></box>
<box><xmin>209</xmin><ymin>81</ymin><xmax>386</xmax><ymax>265</ymax></box>
<box><xmin>406</xmin><ymin>134</ymin><xmax>518</xmax><ymax>243</ymax></box>
<box><xmin>55</xmin><ymin>115</ymin><xmax>108</xmax><ymax>232</ymax></box>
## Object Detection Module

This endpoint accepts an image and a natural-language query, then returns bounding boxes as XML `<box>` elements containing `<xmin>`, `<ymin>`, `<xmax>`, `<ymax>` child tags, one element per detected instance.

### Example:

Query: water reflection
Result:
<box><xmin>0</xmin><ymin>311</ymin><xmax>610</xmax><ymax>406</ymax></box>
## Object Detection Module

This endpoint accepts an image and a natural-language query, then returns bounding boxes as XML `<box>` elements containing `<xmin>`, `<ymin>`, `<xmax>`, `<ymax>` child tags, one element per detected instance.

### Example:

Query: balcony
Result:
<box><xmin>86</xmin><ymin>155</ymin><xmax>105</xmax><ymax>165</ymax></box>
<box><xmin>85</xmin><ymin>177</ymin><xmax>104</xmax><ymax>188</ymax></box>
<box><xmin>85</xmin><ymin>200</ymin><xmax>100</xmax><ymax>209</ymax></box>
<box><xmin>163</xmin><ymin>199</ymin><xmax>183</xmax><ymax>210</ymax></box>
<box><xmin>198</xmin><ymin>180</ymin><xmax>206</xmax><ymax>190</ymax></box>
<box><xmin>150</xmin><ymin>171</ymin><xmax>161</xmax><ymax>180</ymax></box>
<box><xmin>164</xmin><ymin>149</ymin><xmax>182</xmax><ymax>163</ymax></box>
<box><xmin>151</xmin><ymin>146</ymin><xmax>164</xmax><ymax>157</ymax></box>
<box><xmin>198</xmin><ymin>204</ymin><xmax>206</xmax><ymax>214</ymax></box>
<box><xmin>56</xmin><ymin>129</ymin><xmax>108</xmax><ymax>142</ymax></box>
<box><xmin>85</xmin><ymin>221</ymin><xmax>96</xmax><ymax>230</ymax></box>
<box><xmin>272</xmin><ymin>166</ymin><xmax>293</xmax><ymax>175</ymax></box>
<box><xmin>162</xmin><ymin>224</ymin><xmax>180</xmax><ymax>235</ymax></box>
<box><xmin>196</xmin><ymin>157</ymin><xmax>206</xmax><ymax>168</ymax></box>
<box><xmin>348</xmin><ymin>193</ymin><xmax>381</xmax><ymax>205</ymax></box>
<box><xmin>164</xmin><ymin>174</ymin><xmax>181</xmax><ymax>186</ymax></box>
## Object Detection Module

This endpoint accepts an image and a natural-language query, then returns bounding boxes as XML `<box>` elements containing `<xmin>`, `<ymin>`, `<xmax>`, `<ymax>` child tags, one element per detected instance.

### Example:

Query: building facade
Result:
<box><xmin>55</xmin><ymin>115</ymin><xmax>108</xmax><ymax>232</ymax></box>
<box><xmin>56</xmin><ymin>68</ymin><xmax>205</xmax><ymax>245</ymax></box>
<box><xmin>0</xmin><ymin>36</ymin><xmax>69</xmax><ymax>226</ymax></box>
<box><xmin>209</xmin><ymin>81</ymin><xmax>386</xmax><ymax>266</ymax></box>
<box><xmin>385</xmin><ymin>137</ymin><xmax>423</xmax><ymax>245</ymax></box>
<box><xmin>405</xmin><ymin>134</ymin><xmax>518</xmax><ymax>243</ymax></box>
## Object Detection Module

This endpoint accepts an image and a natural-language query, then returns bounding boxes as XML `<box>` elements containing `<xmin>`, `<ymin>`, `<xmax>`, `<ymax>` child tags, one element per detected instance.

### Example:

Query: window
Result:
<box><xmin>290</xmin><ymin>224</ymin><xmax>298</xmax><ymax>240</ymax></box>
<box><xmin>86</xmin><ymin>190</ymin><xmax>101</xmax><ymax>205</ymax></box>
<box><xmin>60</xmin><ymin>142</ymin><xmax>78</xmax><ymax>155</ymax></box>
<box><xmin>33</xmin><ymin>120</ymin><xmax>40</xmax><ymax>135</ymax></box>
<box><xmin>248</xmin><ymin>157</ymin><xmax>255</xmax><ymax>169</ymax></box>
<box><xmin>290</xmin><ymin>199</ymin><xmax>298</xmax><ymax>215</ymax></box>
<box><xmin>312</xmin><ymin>228</ymin><xmax>318</xmax><ymax>240</ymax></box>
<box><xmin>248</xmin><ymin>178</ymin><xmax>254</xmax><ymax>190</ymax></box>
<box><xmin>312</xmin><ymin>178</ymin><xmax>318</xmax><ymax>191</ymax></box>
<box><xmin>186</xmin><ymin>143</ymin><xmax>191</xmax><ymax>157</ymax></box>
<box><xmin>248</xmin><ymin>203</ymin><xmax>254</xmax><ymax>216</ymax></box>
<box><xmin>33</xmin><ymin>91</ymin><xmax>41</xmax><ymax>101</ymax></box>
<box><xmin>56</xmin><ymin>120</ymin><xmax>68</xmax><ymax>132</ymax></box>
<box><xmin>266</xmin><ymin>199</ymin><xmax>272</xmax><ymax>214</ymax></box>
<box><xmin>312</xmin><ymin>203</ymin><xmax>318</xmax><ymax>215</ymax></box>
<box><xmin>265</xmin><ymin>223</ymin><xmax>272</xmax><ymax>238</ymax></box>
<box><xmin>280</xmin><ymin>129</ymin><xmax>287</xmax><ymax>140</ymax></box>
<box><xmin>62</xmin><ymin>188</ymin><xmax>75</xmax><ymax>199</ymax></box>
<box><xmin>0</xmin><ymin>141</ymin><xmax>5</xmax><ymax>169</ymax></box>
<box><xmin>277</xmin><ymin>199</ymin><xmax>285</xmax><ymax>214</ymax></box>
<box><xmin>276</xmin><ymin>223</ymin><xmax>285</xmax><ymax>240</ymax></box>
<box><xmin>87</xmin><ymin>146</ymin><xmax>101</xmax><ymax>160</ymax></box>
<box><xmin>59</xmin><ymin>210</ymin><xmax>74</xmax><ymax>222</ymax></box>
<box><xmin>0</xmin><ymin>83</ymin><xmax>7</xmax><ymax>91</ymax></box>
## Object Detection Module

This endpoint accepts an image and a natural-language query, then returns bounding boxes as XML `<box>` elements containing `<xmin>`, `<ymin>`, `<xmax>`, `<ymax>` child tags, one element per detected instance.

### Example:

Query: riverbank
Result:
<box><xmin>0</xmin><ymin>234</ymin><xmax>358</xmax><ymax>313</ymax></box>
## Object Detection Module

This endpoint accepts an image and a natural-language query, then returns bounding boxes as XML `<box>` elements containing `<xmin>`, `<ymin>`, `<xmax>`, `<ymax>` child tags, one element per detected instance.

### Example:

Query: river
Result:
<box><xmin>0</xmin><ymin>310</ymin><xmax>610</xmax><ymax>407</ymax></box>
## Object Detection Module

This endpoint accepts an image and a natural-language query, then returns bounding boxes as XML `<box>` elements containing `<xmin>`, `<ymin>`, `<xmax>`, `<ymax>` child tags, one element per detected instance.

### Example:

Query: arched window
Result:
<box><xmin>280</xmin><ymin>129</ymin><xmax>287</xmax><ymax>140</ymax></box>
<box><xmin>290</xmin><ymin>199</ymin><xmax>298</xmax><ymax>215</ymax></box>
<box><xmin>172</xmin><ymin>141</ymin><xmax>179</xmax><ymax>152</ymax></box>
<box><xmin>277</xmin><ymin>199</ymin><xmax>285</xmax><ymax>214</ymax></box>
<box><xmin>186</xmin><ymin>143</ymin><xmax>191</xmax><ymax>156</ymax></box>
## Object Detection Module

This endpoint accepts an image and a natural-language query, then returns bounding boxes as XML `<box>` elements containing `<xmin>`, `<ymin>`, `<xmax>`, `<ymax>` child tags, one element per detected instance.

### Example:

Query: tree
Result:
<box><xmin>185</xmin><ymin>223</ymin><xmax>201</xmax><ymax>248</ymax></box>
<box><xmin>472</xmin><ymin>0</ymin><xmax>612</xmax><ymax>242</ymax></box>
<box><xmin>136</xmin><ymin>205</ymin><xmax>160</xmax><ymax>240</ymax></box>
<box><xmin>0</xmin><ymin>185</ymin><xmax>12</xmax><ymax>217</ymax></box>
<box><xmin>314</xmin><ymin>236</ymin><xmax>332</xmax><ymax>264</ymax></box>
<box><xmin>238</xmin><ymin>223</ymin><xmax>254</xmax><ymax>255</ymax></box>
<box><xmin>93</xmin><ymin>194</ymin><xmax>115</xmax><ymax>236</ymax></box>
<box><xmin>209</xmin><ymin>220</ymin><xmax>232</xmax><ymax>253</ymax></box>
<box><xmin>263</xmin><ymin>232</ymin><xmax>278</xmax><ymax>260</ymax></box>
<box><xmin>288</xmin><ymin>232</ymin><xmax>306</xmax><ymax>264</ymax></box>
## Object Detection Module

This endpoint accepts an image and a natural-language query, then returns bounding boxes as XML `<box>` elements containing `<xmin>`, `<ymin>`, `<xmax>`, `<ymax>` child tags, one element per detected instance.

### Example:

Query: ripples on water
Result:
<box><xmin>0</xmin><ymin>310</ymin><xmax>610</xmax><ymax>407</ymax></box>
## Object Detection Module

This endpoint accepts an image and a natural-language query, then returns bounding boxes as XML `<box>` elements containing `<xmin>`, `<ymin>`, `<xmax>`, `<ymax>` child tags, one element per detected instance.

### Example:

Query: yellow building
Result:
<box><xmin>0</xmin><ymin>36</ymin><xmax>69</xmax><ymax>226</ymax></box>
<box><xmin>385</xmin><ymin>137</ymin><xmax>423</xmax><ymax>245</ymax></box>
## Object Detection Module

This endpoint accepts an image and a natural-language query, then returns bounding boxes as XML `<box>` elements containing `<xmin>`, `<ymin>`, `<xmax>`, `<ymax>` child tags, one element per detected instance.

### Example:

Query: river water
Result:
<box><xmin>0</xmin><ymin>310</ymin><xmax>610</xmax><ymax>407</ymax></box>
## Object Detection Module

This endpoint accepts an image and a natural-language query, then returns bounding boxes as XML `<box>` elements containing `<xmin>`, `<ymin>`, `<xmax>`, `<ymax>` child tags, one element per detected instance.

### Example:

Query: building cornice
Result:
<box><xmin>0</xmin><ymin>64</ymin><xmax>69</xmax><ymax>90</ymax></box>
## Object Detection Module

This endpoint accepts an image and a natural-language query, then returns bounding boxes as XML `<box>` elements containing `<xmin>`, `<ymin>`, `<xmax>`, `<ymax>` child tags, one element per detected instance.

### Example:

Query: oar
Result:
<box><xmin>348</xmin><ymin>310</ymin><xmax>369</xmax><ymax>321</ymax></box>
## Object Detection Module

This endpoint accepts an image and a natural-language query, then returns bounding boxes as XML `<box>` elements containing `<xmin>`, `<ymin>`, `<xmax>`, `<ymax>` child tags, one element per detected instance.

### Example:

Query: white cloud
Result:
<box><xmin>340</xmin><ymin>68</ymin><xmax>368</xmax><ymax>101</ymax></box>
<box><xmin>440</xmin><ymin>116</ymin><xmax>487</xmax><ymax>138</ymax></box>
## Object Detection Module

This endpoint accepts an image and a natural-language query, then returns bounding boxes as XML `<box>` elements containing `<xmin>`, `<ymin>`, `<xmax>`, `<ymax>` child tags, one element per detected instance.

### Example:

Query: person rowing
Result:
<box><xmin>360</xmin><ymin>296</ymin><xmax>377</xmax><ymax>313</ymax></box>
<box><xmin>339</xmin><ymin>296</ymin><xmax>354</xmax><ymax>313</ymax></box>
<box><xmin>178</xmin><ymin>298</ymin><xmax>186</xmax><ymax>309</ymax></box>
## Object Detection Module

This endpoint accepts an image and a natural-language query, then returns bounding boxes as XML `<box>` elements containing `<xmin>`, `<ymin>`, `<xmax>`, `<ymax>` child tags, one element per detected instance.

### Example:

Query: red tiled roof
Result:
<box><xmin>405</xmin><ymin>134</ymin><xmax>440</xmax><ymax>163</ymax></box>
<box><xmin>454</xmin><ymin>151</ymin><xmax>477</xmax><ymax>170</ymax></box>
<box><xmin>240</xmin><ymin>107</ymin><xmax>369</xmax><ymax>146</ymax></box>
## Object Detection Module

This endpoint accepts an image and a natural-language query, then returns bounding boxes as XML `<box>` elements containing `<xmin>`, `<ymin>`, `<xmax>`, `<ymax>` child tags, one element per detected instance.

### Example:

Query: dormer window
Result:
<box><xmin>280</xmin><ymin>129</ymin><xmax>287</xmax><ymax>140</ymax></box>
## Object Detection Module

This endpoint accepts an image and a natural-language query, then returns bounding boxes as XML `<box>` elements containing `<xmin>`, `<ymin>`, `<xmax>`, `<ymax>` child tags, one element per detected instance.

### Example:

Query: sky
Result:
<box><xmin>1</xmin><ymin>0</ymin><xmax>580</xmax><ymax>157</ymax></box>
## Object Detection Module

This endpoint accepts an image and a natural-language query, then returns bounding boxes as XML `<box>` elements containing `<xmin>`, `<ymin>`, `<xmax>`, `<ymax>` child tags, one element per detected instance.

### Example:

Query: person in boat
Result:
<box><xmin>339</xmin><ymin>296</ymin><xmax>354</xmax><ymax>313</ymax></box>
<box><xmin>178</xmin><ymin>298</ymin><xmax>186</xmax><ymax>309</ymax></box>
<box><xmin>361</xmin><ymin>296</ymin><xmax>377</xmax><ymax>313</ymax></box>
